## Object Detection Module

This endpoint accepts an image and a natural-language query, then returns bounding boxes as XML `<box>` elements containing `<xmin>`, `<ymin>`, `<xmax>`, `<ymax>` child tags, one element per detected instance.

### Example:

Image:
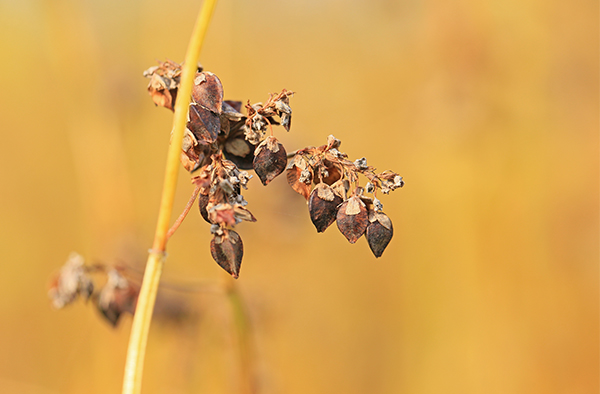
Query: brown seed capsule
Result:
<box><xmin>336</xmin><ymin>196</ymin><xmax>368</xmax><ymax>243</ymax></box>
<box><xmin>253</xmin><ymin>136</ymin><xmax>287</xmax><ymax>185</ymax></box>
<box><xmin>191</xmin><ymin>72</ymin><xmax>223</xmax><ymax>113</ymax></box>
<box><xmin>366</xmin><ymin>212</ymin><xmax>394</xmax><ymax>258</ymax></box>
<box><xmin>198</xmin><ymin>193</ymin><xmax>210</xmax><ymax>223</ymax></box>
<box><xmin>308</xmin><ymin>183</ymin><xmax>343</xmax><ymax>233</ymax></box>
<box><xmin>188</xmin><ymin>103</ymin><xmax>220</xmax><ymax>144</ymax></box>
<box><xmin>210</xmin><ymin>229</ymin><xmax>244</xmax><ymax>279</ymax></box>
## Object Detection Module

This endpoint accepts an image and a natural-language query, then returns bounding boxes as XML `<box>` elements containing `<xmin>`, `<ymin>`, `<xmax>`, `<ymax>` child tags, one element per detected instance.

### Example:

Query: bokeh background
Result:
<box><xmin>0</xmin><ymin>0</ymin><xmax>597</xmax><ymax>393</ymax></box>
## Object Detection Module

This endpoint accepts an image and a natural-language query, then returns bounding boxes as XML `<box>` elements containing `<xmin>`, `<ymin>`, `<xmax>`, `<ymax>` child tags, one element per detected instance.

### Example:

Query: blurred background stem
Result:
<box><xmin>121</xmin><ymin>1</ymin><xmax>218</xmax><ymax>393</ymax></box>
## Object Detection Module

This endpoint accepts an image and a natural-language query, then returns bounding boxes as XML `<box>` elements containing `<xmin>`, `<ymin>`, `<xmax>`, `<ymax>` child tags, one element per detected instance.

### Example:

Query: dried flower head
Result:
<box><xmin>143</xmin><ymin>60</ymin><xmax>404</xmax><ymax>274</ymax></box>
<box><xmin>48</xmin><ymin>252</ymin><xmax>94</xmax><ymax>309</ymax></box>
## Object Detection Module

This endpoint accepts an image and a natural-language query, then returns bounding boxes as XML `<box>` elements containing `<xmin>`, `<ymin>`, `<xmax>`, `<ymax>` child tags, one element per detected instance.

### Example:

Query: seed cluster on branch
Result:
<box><xmin>142</xmin><ymin>60</ymin><xmax>405</xmax><ymax>278</ymax></box>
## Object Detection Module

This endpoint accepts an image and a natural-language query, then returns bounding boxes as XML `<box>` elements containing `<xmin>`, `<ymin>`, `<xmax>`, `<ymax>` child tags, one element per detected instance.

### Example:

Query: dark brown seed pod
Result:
<box><xmin>210</xmin><ymin>229</ymin><xmax>244</xmax><ymax>279</ymax></box>
<box><xmin>198</xmin><ymin>193</ymin><xmax>210</xmax><ymax>223</ymax></box>
<box><xmin>336</xmin><ymin>196</ymin><xmax>368</xmax><ymax>243</ymax></box>
<box><xmin>366</xmin><ymin>212</ymin><xmax>394</xmax><ymax>257</ymax></box>
<box><xmin>188</xmin><ymin>103</ymin><xmax>220</xmax><ymax>144</ymax></box>
<box><xmin>191</xmin><ymin>71</ymin><xmax>223</xmax><ymax>113</ymax></box>
<box><xmin>253</xmin><ymin>136</ymin><xmax>287</xmax><ymax>185</ymax></box>
<box><xmin>308</xmin><ymin>183</ymin><xmax>343</xmax><ymax>233</ymax></box>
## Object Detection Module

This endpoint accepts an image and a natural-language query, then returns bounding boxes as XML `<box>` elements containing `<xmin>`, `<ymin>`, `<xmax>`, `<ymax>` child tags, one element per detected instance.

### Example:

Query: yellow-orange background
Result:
<box><xmin>0</xmin><ymin>0</ymin><xmax>597</xmax><ymax>393</ymax></box>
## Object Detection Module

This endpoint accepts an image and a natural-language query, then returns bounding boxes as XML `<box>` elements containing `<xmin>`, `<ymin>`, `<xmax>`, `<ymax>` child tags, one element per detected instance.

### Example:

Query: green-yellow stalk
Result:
<box><xmin>121</xmin><ymin>1</ymin><xmax>218</xmax><ymax>393</ymax></box>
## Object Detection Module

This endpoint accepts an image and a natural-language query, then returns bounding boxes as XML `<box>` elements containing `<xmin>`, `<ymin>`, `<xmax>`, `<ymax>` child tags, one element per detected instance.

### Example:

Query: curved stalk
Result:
<box><xmin>121</xmin><ymin>1</ymin><xmax>218</xmax><ymax>393</ymax></box>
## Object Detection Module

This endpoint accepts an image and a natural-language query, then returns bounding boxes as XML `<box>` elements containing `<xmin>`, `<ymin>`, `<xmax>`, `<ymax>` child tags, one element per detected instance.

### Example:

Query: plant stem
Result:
<box><xmin>166</xmin><ymin>185</ymin><xmax>201</xmax><ymax>240</ymax></box>
<box><xmin>121</xmin><ymin>1</ymin><xmax>218</xmax><ymax>394</ymax></box>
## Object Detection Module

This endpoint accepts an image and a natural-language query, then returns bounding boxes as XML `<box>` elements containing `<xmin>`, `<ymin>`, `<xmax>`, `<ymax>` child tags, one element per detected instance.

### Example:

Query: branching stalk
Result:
<box><xmin>121</xmin><ymin>1</ymin><xmax>218</xmax><ymax>393</ymax></box>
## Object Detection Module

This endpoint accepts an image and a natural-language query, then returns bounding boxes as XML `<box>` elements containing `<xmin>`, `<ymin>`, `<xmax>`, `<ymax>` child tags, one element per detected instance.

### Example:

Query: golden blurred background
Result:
<box><xmin>0</xmin><ymin>0</ymin><xmax>597</xmax><ymax>393</ymax></box>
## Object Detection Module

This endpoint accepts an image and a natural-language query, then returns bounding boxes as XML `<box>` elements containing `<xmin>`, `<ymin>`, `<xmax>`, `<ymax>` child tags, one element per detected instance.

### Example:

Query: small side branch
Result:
<box><xmin>166</xmin><ymin>185</ymin><xmax>201</xmax><ymax>240</ymax></box>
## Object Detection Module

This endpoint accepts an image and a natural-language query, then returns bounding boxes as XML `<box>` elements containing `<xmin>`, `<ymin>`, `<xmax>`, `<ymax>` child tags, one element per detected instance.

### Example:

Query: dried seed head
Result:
<box><xmin>97</xmin><ymin>269</ymin><xmax>138</xmax><ymax>327</ymax></box>
<box><xmin>48</xmin><ymin>252</ymin><xmax>94</xmax><ymax>309</ymax></box>
<box><xmin>143</xmin><ymin>60</ymin><xmax>181</xmax><ymax>111</ymax></box>
<box><xmin>366</xmin><ymin>212</ymin><xmax>394</xmax><ymax>257</ymax></box>
<box><xmin>253</xmin><ymin>136</ymin><xmax>288</xmax><ymax>185</ymax></box>
<box><xmin>210</xmin><ymin>229</ymin><xmax>244</xmax><ymax>278</ymax></box>
<box><xmin>336</xmin><ymin>196</ymin><xmax>369</xmax><ymax>243</ymax></box>
<box><xmin>308</xmin><ymin>183</ymin><xmax>343</xmax><ymax>233</ymax></box>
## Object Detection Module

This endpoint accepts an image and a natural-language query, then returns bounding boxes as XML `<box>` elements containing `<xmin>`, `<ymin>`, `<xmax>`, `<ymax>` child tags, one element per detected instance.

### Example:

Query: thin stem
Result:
<box><xmin>166</xmin><ymin>185</ymin><xmax>201</xmax><ymax>240</ymax></box>
<box><xmin>121</xmin><ymin>1</ymin><xmax>218</xmax><ymax>394</ymax></box>
<box><xmin>225</xmin><ymin>281</ymin><xmax>256</xmax><ymax>394</ymax></box>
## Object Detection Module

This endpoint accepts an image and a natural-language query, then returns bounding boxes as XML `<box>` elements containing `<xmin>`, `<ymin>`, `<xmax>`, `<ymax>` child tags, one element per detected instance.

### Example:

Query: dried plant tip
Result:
<box><xmin>354</xmin><ymin>157</ymin><xmax>368</xmax><ymax>170</ymax></box>
<box><xmin>143</xmin><ymin>60</ymin><xmax>182</xmax><ymax>111</ymax></box>
<box><xmin>336</xmin><ymin>196</ymin><xmax>368</xmax><ymax>243</ymax></box>
<box><xmin>309</xmin><ymin>183</ymin><xmax>343</xmax><ymax>233</ymax></box>
<box><xmin>366</xmin><ymin>212</ymin><xmax>394</xmax><ymax>257</ymax></box>
<box><xmin>253</xmin><ymin>136</ymin><xmax>287</xmax><ymax>185</ymax></box>
<box><xmin>210</xmin><ymin>229</ymin><xmax>243</xmax><ymax>278</ymax></box>
<box><xmin>326</xmin><ymin>135</ymin><xmax>341</xmax><ymax>149</ymax></box>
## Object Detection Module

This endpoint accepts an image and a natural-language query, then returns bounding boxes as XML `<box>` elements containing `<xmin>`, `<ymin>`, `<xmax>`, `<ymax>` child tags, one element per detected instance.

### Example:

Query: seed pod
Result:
<box><xmin>366</xmin><ymin>212</ymin><xmax>394</xmax><ymax>257</ymax></box>
<box><xmin>210</xmin><ymin>229</ymin><xmax>244</xmax><ymax>279</ymax></box>
<box><xmin>336</xmin><ymin>196</ymin><xmax>368</xmax><ymax>243</ymax></box>
<box><xmin>198</xmin><ymin>193</ymin><xmax>210</xmax><ymax>223</ymax></box>
<box><xmin>253</xmin><ymin>136</ymin><xmax>287</xmax><ymax>185</ymax></box>
<box><xmin>308</xmin><ymin>183</ymin><xmax>343</xmax><ymax>233</ymax></box>
<box><xmin>191</xmin><ymin>71</ymin><xmax>223</xmax><ymax>113</ymax></box>
<box><xmin>188</xmin><ymin>103</ymin><xmax>220</xmax><ymax>144</ymax></box>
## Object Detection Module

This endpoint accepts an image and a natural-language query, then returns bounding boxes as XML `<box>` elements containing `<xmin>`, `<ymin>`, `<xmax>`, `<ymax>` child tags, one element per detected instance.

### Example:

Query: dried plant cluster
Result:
<box><xmin>49</xmin><ymin>253</ymin><xmax>139</xmax><ymax>326</ymax></box>
<box><xmin>144</xmin><ymin>60</ymin><xmax>404</xmax><ymax>278</ymax></box>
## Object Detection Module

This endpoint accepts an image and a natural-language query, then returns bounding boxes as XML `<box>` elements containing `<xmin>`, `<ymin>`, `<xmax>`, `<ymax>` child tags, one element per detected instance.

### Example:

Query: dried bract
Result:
<box><xmin>210</xmin><ymin>229</ymin><xmax>244</xmax><ymax>278</ymax></box>
<box><xmin>143</xmin><ymin>60</ymin><xmax>182</xmax><ymax>111</ymax></box>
